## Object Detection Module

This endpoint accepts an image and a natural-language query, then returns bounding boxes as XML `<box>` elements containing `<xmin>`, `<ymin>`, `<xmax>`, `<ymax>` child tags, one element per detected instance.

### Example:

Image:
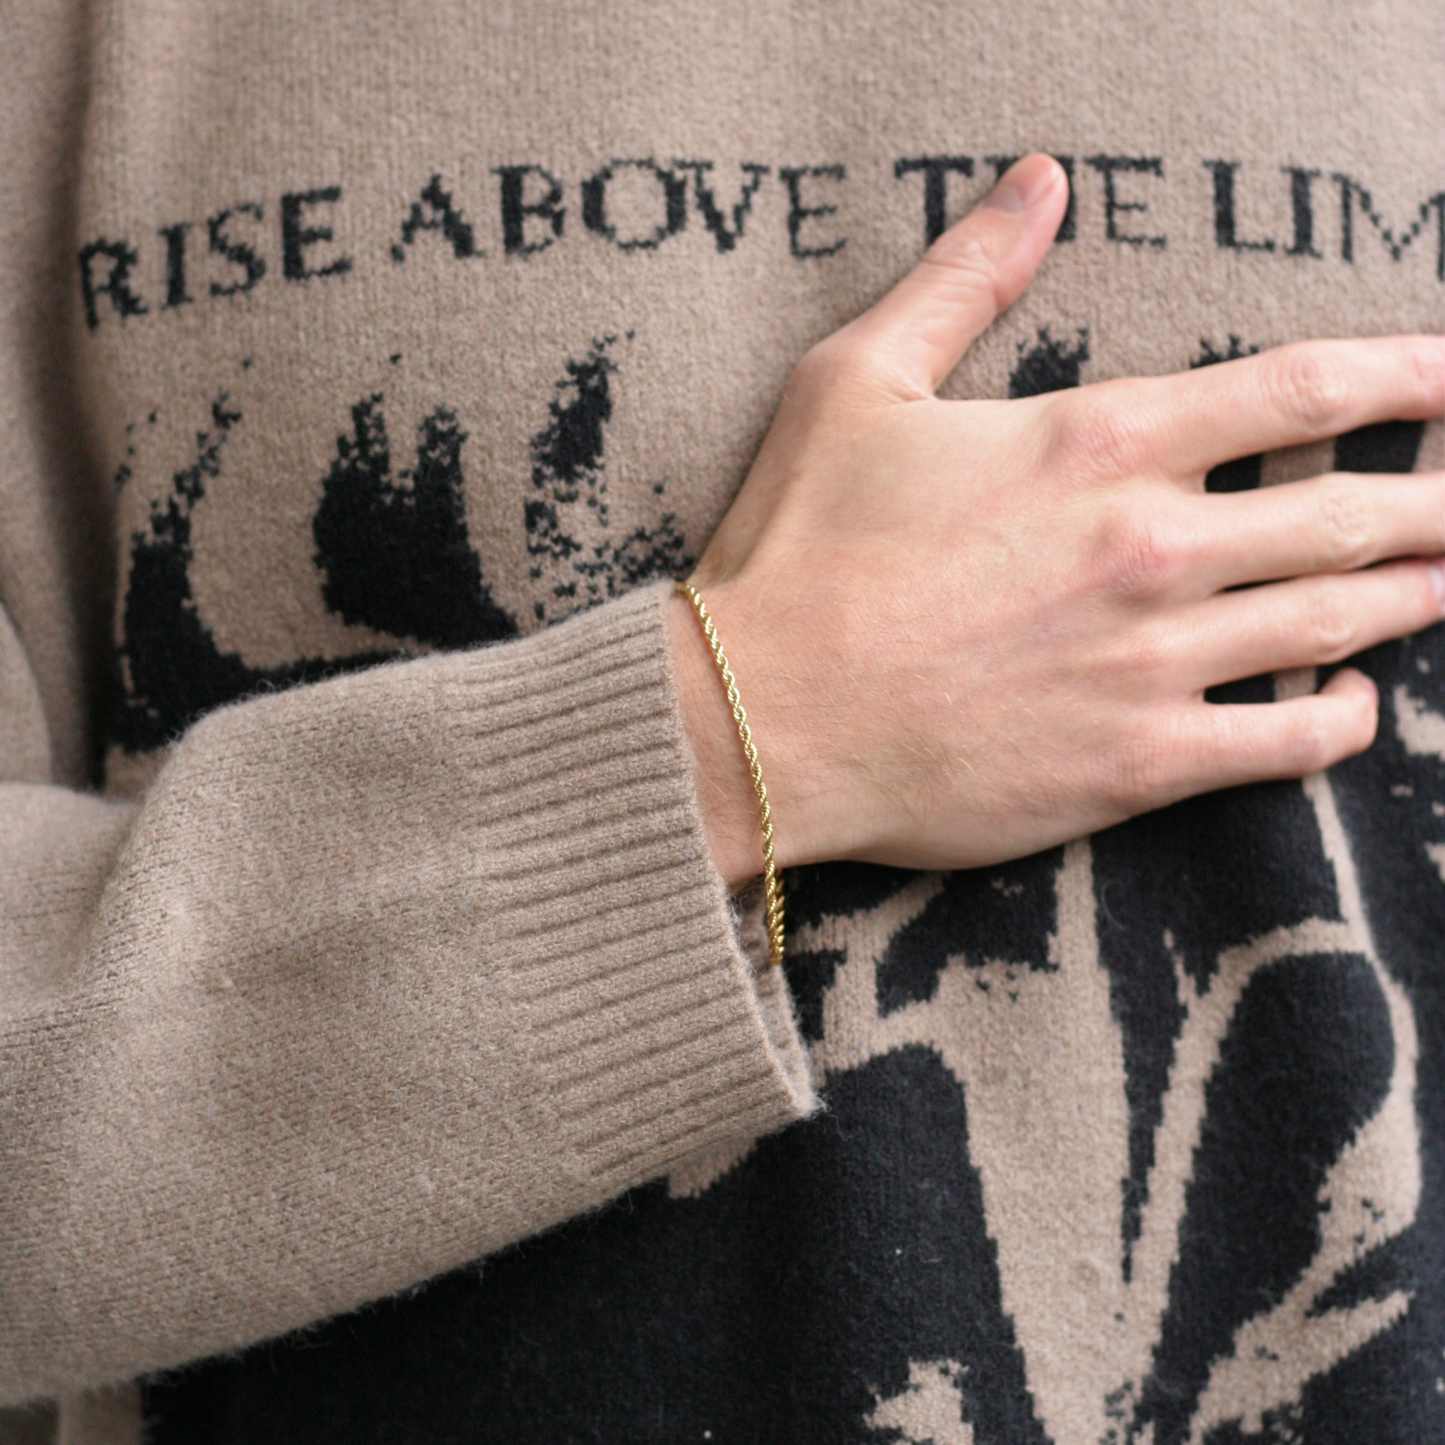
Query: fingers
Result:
<box><xmin>1057</xmin><ymin>335</ymin><xmax>1439</xmax><ymax>482</ymax></box>
<box><xmin>1184</xmin><ymin>470</ymin><xmax>1445</xmax><ymax>593</ymax></box>
<box><xmin>1157</xmin><ymin>668</ymin><xmax>1379</xmax><ymax>801</ymax></box>
<box><xmin>843</xmin><ymin>154</ymin><xmax>1069</xmax><ymax>398</ymax></box>
<box><xmin>1072</xmin><ymin>335</ymin><xmax>1445</xmax><ymax>482</ymax></box>
<box><xmin>1181</xmin><ymin>558</ymin><xmax>1445</xmax><ymax>690</ymax></box>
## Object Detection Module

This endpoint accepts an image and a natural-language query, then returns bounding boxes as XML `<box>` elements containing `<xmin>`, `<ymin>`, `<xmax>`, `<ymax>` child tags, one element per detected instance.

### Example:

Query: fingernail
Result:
<box><xmin>1430</xmin><ymin>559</ymin><xmax>1445</xmax><ymax>608</ymax></box>
<box><xmin>985</xmin><ymin>155</ymin><xmax>1058</xmax><ymax>214</ymax></box>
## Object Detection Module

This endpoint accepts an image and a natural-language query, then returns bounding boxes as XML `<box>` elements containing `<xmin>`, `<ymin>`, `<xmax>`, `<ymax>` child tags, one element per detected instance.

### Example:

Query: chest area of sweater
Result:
<box><xmin>73</xmin><ymin>0</ymin><xmax>1443</xmax><ymax>778</ymax></box>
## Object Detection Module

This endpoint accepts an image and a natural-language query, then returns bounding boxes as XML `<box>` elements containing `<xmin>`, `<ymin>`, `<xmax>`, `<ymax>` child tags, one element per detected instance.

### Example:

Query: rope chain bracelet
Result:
<box><xmin>674</xmin><ymin>580</ymin><xmax>786</xmax><ymax>968</ymax></box>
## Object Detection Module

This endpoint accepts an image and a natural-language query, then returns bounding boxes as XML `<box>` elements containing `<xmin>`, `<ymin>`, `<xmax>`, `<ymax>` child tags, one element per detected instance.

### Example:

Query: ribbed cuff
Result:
<box><xmin>443</xmin><ymin>583</ymin><xmax>815</xmax><ymax>1196</ymax></box>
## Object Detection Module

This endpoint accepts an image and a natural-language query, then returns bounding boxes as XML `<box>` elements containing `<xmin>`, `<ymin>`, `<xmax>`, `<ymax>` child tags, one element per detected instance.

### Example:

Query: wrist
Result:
<box><xmin>667</xmin><ymin>580</ymin><xmax>864</xmax><ymax>887</ymax></box>
<box><xmin>667</xmin><ymin>589</ymin><xmax>765</xmax><ymax>889</ymax></box>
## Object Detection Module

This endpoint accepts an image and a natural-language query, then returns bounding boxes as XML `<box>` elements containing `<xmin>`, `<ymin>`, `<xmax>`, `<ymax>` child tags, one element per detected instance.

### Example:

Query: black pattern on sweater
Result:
<box><xmin>144</xmin><ymin>352</ymin><xmax>1445</xmax><ymax>1445</ymax></box>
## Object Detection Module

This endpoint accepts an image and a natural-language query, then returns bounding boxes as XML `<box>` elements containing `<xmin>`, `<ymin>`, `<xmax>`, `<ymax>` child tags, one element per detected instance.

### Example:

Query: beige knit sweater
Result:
<box><xmin>1</xmin><ymin>0</ymin><xmax>1442</xmax><ymax>1439</ymax></box>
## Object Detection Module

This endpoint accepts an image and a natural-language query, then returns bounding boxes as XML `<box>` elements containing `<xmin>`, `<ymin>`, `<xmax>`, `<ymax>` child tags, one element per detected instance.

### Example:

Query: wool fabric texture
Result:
<box><xmin>0</xmin><ymin>1</ymin><xmax>1443</xmax><ymax>1442</ymax></box>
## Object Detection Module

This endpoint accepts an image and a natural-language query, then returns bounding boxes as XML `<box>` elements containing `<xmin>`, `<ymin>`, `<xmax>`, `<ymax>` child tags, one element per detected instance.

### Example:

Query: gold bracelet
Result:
<box><xmin>674</xmin><ymin>579</ymin><xmax>786</xmax><ymax>968</ymax></box>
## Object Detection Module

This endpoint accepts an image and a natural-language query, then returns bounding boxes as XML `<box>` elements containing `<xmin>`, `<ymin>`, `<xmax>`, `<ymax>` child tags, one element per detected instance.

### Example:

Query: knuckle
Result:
<box><xmin>1272</xmin><ymin>346</ymin><xmax>1351</xmax><ymax>429</ymax></box>
<box><xmin>1407</xmin><ymin>336</ymin><xmax>1445</xmax><ymax>414</ymax></box>
<box><xmin>1315</xmin><ymin>480</ymin><xmax>1376</xmax><ymax>569</ymax></box>
<box><xmin>1306</xmin><ymin>580</ymin><xmax>1357</xmax><ymax>660</ymax></box>
<box><xmin>1056</xmin><ymin>396</ymin><xmax>1152</xmax><ymax>478</ymax></box>
<box><xmin>1092</xmin><ymin>509</ymin><xmax>1185</xmax><ymax>601</ymax></box>
<box><xmin>1355</xmin><ymin>683</ymin><xmax>1382</xmax><ymax>747</ymax></box>
<box><xmin>1284</xmin><ymin>709</ymin><xmax>1339</xmax><ymax>776</ymax></box>
<box><xmin>1113</xmin><ymin>715</ymin><xmax>1185</xmax><ymax>805</ymax></box>
<box><xmin>1341</xmin><ymin>695</ymin><xmax>1379</xmax><ymax>756</ymax></box>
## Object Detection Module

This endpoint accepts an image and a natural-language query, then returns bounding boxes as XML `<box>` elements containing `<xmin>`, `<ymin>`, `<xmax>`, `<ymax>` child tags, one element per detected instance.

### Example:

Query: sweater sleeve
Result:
<box><xmin>0</xmin><ymin>0</ymin><xmax>813</xmax><ymax>1406</ymax></box>
<box><xmin>0</xmin><ymin>584</ymin><xmax>815</xmax><ymax>1403</ymax></box>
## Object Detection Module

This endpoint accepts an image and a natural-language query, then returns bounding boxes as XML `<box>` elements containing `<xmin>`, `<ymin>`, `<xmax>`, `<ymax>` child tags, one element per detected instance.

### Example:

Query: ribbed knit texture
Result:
<box><xmin>457</xmin><ymin>590</ymin><xmax>812</xmax><ymax>1189</ymax></box>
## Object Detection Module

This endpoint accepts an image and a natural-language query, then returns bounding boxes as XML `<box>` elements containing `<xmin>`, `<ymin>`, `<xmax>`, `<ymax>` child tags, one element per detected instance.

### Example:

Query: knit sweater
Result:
<box><xmin>0</xmin><ymin>1</ymin><xmax>1442</xmax><ymax>1441</ymax></box>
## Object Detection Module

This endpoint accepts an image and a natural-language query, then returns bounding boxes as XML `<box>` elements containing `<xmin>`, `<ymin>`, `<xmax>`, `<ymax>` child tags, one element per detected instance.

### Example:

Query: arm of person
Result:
<box><xmin>0</xmin><ymin>15</ymin><xmax>811</xmax><ymax>1407</ymax></box>
<box><xmin>0</xmin><ymin>588</ymin><xmax>815</xmax><ymax>1404</ymax></box>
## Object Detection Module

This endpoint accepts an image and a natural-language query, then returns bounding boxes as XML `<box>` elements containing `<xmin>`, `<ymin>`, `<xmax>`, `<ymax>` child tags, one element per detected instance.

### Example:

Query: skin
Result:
<box><xmin>668</xmin><ymin>154</ymin><xmax>1445</xmax><ymax>890</ymax></box>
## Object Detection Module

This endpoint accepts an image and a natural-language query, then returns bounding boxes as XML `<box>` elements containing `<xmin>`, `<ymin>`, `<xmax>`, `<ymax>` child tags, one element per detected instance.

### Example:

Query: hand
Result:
<box><xmin>669</xmin><ymin>154</ymin><xmax>1445</xmax><ymax>886</ymax></box>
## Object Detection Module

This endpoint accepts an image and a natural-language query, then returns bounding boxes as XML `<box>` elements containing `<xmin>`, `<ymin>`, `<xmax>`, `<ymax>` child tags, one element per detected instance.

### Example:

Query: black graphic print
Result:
<box><xmin>1091</xmin><ymin>774</ymin><xmax>1390</xmax><ymax>1444</ymax></box>
<box><xmin>111</xmin><ymin>342</ymin><xmax>686</xmax><ymax>750</ymax></box>
<box><xmin>313</xmin><ymin>397</ymin><xmax>517</xmax><ymax>647</ymax></box>
<box><xmin>110</xmin><ymin>395</ymin><xmax>391</xmax><ymax>754</ymax></box>
<box><xmin>1110</xmin><ymin>416</ymin><xmax>1439</xmax><ymax>1445</ymax></box>
<box><xmin>1286</xmin><ymin>416</ymin><xmax>1445</xmax><ymax>1445</ymax></box>
<box><xmin>145</xmin><ymin>1047</ymin><xmax>1048</xmax><ymax>1445</ymax></box>
<box><xmin>787</xmin><ymin>861</ymin><xmax>915</xmax><ymax>1041</ymax></box>
<box><xmin>1141</xmin><ymin>951</ymin><xmax>1393</xmax><ymax>1445</ymax></box>
<box><xmin>1335</xmin><ymin>419</ymin><xmax>1426</xmax><ymax>475</ymax></box>
<box><xmin>874</xmin><ymin>846</ymin><xmax>1063</xmax><ymax>1015</ymax></box>
<box><xmin>1009</xmin><ymin>327</ymin><xmax>1090</xmax><ymax>397</ymax></box>
<box><xmin>142</xmin><ymin>362</ymin><xmax>1445</xmax><ymax>1444</ymax></box>
<box><xmin>1092</xmin><ymin>780</ymin><xmax>1344</xmax><ymax>1274</ymax></box>
<box><xmin>525</xmin><ymin>337</ymin><xmax>690</xmax><ymax>622</ymax></box>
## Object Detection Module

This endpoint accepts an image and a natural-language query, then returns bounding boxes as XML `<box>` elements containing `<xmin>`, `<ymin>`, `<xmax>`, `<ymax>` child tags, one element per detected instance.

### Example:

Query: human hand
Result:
<box><xmin>669</xmin><ymin>154</ymin><xmax>1445</xmax><ymax>886</ymax></box>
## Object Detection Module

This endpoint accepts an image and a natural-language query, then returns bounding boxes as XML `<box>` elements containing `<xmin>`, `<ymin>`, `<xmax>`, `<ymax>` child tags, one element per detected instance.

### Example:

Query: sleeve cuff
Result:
<box><xmin>445</xmin><ymin>583</ymin><xmax>816</xmax><ymax>1198</ymax></box>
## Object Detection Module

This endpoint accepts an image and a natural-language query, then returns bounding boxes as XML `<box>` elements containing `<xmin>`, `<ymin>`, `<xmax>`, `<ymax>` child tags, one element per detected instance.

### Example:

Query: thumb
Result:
<box><xmin>850</xmin><ymin>153</ymin><xmax>1068</xmax><ymax>398</ymax></box>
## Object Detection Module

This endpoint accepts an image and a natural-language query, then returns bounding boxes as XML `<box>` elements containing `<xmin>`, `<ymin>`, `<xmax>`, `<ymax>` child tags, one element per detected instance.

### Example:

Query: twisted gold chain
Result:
<box><xmin>674</xmin><ymin>580</ymin><xmax>785</xmax><ymax>968</ymax></box>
